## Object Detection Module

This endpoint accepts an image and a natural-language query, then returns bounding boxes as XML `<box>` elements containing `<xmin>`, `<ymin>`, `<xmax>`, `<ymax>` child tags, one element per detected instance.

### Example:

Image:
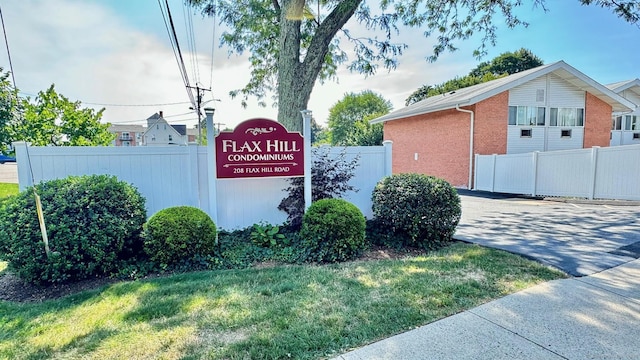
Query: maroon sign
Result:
<box><xmin>216</xmin><ymin>118</ymin><xmax>304</xmax><ymax>179</ymax></box>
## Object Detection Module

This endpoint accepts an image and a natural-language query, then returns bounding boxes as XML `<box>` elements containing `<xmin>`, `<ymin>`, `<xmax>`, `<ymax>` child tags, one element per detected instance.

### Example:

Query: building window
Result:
<box><xmin>561</xmin><ymin>129</ymin><xmax>572</xmax><ymax>138</ymax></box>
<box><xmin>520</xmin><ymin>129</ymin><xmax>532</xmax><ymax>138</ymax></box>
<box><xmin>634</xmin><ymin>133</ymin><xmax>640</xmax><ymax>140</ymax></box>
<box><xmin>550</xmin><ymin>108</ymin><xmax>584</xmax><ymax>127</ymax></box>
<box><xmin>152</xmin><ymin>135</ymin><xmax>156</xmax><ymax>142</ymax></box>
<box><xmin>625</xmin><ymin>115</ymin><xmax>639</xmax><ymax>130</ymax></box>
<box><xmin>612</xmin><ymin>116</ymin><xmax>623</xmax><ymax>130</ymax></box>
<box><xmin>168</xmin><ymin>135</ymin><xmax>173</xmax><ymax>142</ymax></box>
<box><xmin>509</xmin><ymin>106</ymin><xmax>545</xmax><ymax>126</ymax></box>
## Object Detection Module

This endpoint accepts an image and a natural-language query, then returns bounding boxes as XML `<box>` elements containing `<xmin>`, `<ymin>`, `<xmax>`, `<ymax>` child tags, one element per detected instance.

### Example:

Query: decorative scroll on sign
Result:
<box><xmin>215</xmin><ymin>118</ymin><xmax>304</xmax><ymax>179</ymax></box>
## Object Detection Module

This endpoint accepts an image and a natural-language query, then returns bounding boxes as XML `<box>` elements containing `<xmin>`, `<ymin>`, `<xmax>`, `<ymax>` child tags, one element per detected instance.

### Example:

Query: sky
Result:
<box><xmin>1</xmin><ymin>0</ymin><xmax>639</xmax><ymax>130</ymax></box>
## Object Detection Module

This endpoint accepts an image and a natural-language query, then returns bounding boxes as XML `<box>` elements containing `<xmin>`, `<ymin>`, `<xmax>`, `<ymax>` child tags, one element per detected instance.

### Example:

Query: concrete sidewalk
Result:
<box><xmin>332</xmin><ymin>259</ymin><xmax>640</xmax><ymax>360</ymax></box>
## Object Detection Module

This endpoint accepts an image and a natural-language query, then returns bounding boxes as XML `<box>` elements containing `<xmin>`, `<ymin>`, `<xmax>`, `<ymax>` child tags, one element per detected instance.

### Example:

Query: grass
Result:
<box><xmin>0</xmin><ymin>183</ymin><xmax>18</xmax><ymax>199</ymax></box>
<box><xmin>0</xmin><ymin>243</ymin><xmax>566</xmax><ymax>360</ymax></box>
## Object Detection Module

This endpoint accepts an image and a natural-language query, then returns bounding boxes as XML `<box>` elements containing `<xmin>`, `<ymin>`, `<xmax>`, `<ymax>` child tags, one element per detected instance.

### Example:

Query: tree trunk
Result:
<box><xmin>277</xmin><ymin>0</ymin><xmax>363</xmax><ymax>132</ymax></box>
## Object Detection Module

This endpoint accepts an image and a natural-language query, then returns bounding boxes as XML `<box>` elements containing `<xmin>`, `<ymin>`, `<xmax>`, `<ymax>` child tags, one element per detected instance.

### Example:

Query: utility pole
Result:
<box><xmin>187</xmin><ymin>84</ymin><xmax>211</xmax><ymax>144</ymax></box>
<box><xmin>214</xmin><ymin>122</ymin><xmax>226</xmax><ymax>135</ymax></box>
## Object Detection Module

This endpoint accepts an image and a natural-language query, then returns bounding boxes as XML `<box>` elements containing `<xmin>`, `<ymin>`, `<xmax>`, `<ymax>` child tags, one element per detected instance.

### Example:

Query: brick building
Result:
<box><xmin>108</xmin><ymin>124</ymin><xmax>145</xmax><ymax>146</ymax></box>
<box><xmin>371</xmin><ymin>61</ymin><xmax>635</xmax><ymax>188</ymax></box>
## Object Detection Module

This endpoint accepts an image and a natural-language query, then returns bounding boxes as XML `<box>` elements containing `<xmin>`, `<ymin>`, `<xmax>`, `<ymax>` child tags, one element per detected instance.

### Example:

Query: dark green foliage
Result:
<box><xmin>328</xmin><ymin>90</ymin><xmax>392</xmax><ymax>146</ymax></box>
<box><xmin>469</xmin><ymin>48</ymin><xmax>544</xmax><ymax>77</ymax></box>
<box><xmin>0</xmin><ymin>175</ymin><xmax>147</xmax><ymax>284</ymax></box>
<box><xmin>278</xmin><ymin>147</ymin><xmax>359</xmax><ymax>229</ymax></box>
<box><xmin>299</xmin><ymin>198</ymin><xmax>367</xmax><ymax>263</ymax></box>
<box><xmin>218</xmin><ymin>226</ymin><xmax>304</xmax><ymax>268</ymax></box>
<box><xmin>405</xmin><ymin>73</ymin><xmax>503</xmax><ymax>106</ymax></box>
<box><xmin>372</xmin><ymin>174</ymin><xmax>461</xmax><ymax>249</ymax></box>
<box><xmin>143</xmin><ymin>206</ymin><xmax>218</xmax><ymax>267</ymax></box>
<box><xmin>405</xmin><ymin>48</ymin><xmax>544</xmax><ymax>106</ymax></box>
<box><xmin>365</xmin><ymin>218</ymin><xmax>402</xmax><ymax>249</ymax></box>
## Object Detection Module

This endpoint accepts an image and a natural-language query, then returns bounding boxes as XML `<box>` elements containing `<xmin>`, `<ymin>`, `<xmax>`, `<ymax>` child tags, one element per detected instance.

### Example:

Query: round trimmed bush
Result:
<box><xmin>143</xmin><ymin>206</ymin><xmax>217</xmax><ymax>266</ymax></box>
<box><xmin>299</xmin><ymin>198</ymin><xmax>366</xmax><ymax>263</ymax></box>
<box><xmin>372</xmin><ymin>173</ymin><xmax>461</xmax><ymax>249</ymax></box>
<box><xmin>0</xmin><ymin>175</ymin><xmax>147</xmax><ymax>284</ymax></box>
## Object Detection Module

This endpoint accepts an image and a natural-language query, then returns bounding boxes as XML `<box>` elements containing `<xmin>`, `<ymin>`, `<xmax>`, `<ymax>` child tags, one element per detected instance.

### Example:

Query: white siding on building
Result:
<box><xmin>506</xmin><ymin>126</ymin><xmax>545</xmax><ymax>154</ymax></box>
<box><xmin>548</xmin><ymin>74</ymin><xmax>586</xmax><ymax>108</ymax></box>
<box><xmin>610</xmin><ymin>131</ymin><xmax>623</xmax><ymax>146</ymax></box>
<box><xmin>144</xmin><ymin>126</ymin><xmax>186</xmax><ymax>146</ymax></box>
<box><xmin>547</xmin><ymin>127</ymin><xmax>584</xmax><ymax>151</ymax></box>
<box><xmin>507</xmin><ymin>74</ymin><xmax>586</xmax><ymax>154</ymax></box>
<box><xmin>508</xmin><ymin>76</ymin><xmax>547</xmax><ymax>106</ymax></box>
<box><xmin>622</xmin><ymin>90</ymin><xmax>640</xmax><ymax>105</ymax></box>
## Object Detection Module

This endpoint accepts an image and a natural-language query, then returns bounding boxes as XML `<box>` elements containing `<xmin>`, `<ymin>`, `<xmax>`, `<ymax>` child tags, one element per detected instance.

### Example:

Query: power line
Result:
<box><xmin>108</xmin><ymin>111</ymin><xmax>197</xmax><ymax>125</ymax></box>
<box><xmin>158</xmin><ymin>0</ymin><xmax>196</xmax><ymax>108</ymax></box>
<box><xmin>182</xmin><ymin>3</ymin><xmax>200</xmax><ymax>85</ymax></box>
<box><xmin>0</xmin><ymin>4</ymin><xmax>16</xmax><ymax>88</ymax></box>
<box><xmin>82</xmin><ymin>100</ymin><xmax>191</xmax><ymax>107</ymax></box>
<box><xmin>17</xmin><ymin>91</ymin><xmax>191</xmax><ymax>108</ymax></box>
<box><xmin>209</xmin><ymin>8</ymin><xmax>216</xmax><ymax>92</ymax></box>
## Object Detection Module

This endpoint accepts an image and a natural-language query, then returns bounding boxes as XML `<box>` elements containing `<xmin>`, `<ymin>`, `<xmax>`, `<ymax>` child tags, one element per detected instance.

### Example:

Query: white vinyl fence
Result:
<box><xmin>474</xmin><ymin>144</ymin><xmax>640</xmax><ymax>200</ymax></box>
<box><xmin>14</xmin><ymin>142</ymin><xmax>392</xmax><ymax>229</ymax></box>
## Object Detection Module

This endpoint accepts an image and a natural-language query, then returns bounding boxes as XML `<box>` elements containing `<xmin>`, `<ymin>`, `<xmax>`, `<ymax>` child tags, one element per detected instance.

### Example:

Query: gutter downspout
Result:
<box><xmin>456</xmin><ymin>104</ymin><xmax>474</xmax><ymax>190</ymax></box>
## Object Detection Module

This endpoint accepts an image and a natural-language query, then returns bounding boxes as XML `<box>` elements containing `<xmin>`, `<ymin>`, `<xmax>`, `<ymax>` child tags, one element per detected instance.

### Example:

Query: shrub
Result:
<box><xmin>0</xmin><ymin>175</ymin><xmax>147</xmax><ymax>284</ymax></box>
<box><xmin>278</xmin><ymin>147</ymin><xmax>360</xmax><ymax>229</ymax></box>
<box><xmin>143</xmin><ymin>206</ymin><xmax>217</xmax><ymax>267</ymax></box>
<box><xmin>372</xmin><ymin>173</ymin><xmax>461</xmax><ymax>249</ymax></box>
<box><xmin>299</xmin><ymin>198</ymin><xmax>366</xmax><ymax>263</ymax></box>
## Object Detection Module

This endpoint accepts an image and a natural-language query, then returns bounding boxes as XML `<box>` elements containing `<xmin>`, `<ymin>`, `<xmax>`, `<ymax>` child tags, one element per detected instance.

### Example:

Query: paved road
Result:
<box><xmin>0</xmin><ymin>163</ymin><xmax>18</xmax><ymax>184</ymax></box>
<box><xmin>455</xmin><ymin>190</ymin><xmax>640</xmax><ymax>276</ymax></box>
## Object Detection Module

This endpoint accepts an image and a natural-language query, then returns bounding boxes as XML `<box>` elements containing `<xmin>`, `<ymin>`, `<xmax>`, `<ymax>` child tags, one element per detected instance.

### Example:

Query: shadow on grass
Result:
<box><xmin>0</xmin><ymin>243</ymin><xmax>565</xmax><ymax>360</ymax></box>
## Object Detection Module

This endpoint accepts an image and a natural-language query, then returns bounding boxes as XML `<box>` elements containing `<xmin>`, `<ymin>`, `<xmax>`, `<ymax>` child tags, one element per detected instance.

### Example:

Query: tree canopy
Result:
<box><xmin>0</xmin><ymin>73</ymin><xmax>115</xmax><ymax>150</ymax></box>
<box><xmin>405</xmin><ymin>48</ymin><xmax>544</xmax><ymax>106</ymax></box>
<box><xmin>187</xmin><ymin>0</ymin><xmax>640</xmax><ymax>131</ymax></box>
<box><xmin>0</xmin><ymin>70</ymin><xmax>21</xmax><ymax>154</ymax></box>
<box><xmin>327</xmin><ymin>90</ymin><xmax>391</xmax><ymax>146</ymax></box>
<box><xmin>469</xmin><ymin>48</ymin><xmax>544</xmax><ymax>77</ymax></box>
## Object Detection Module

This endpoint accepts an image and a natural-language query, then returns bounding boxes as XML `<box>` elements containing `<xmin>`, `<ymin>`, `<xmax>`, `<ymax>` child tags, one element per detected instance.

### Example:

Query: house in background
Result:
<box><xmin>187</xmin><ymin>127</ymin><xmax>198</xmax><ymax>143</ymax></box>
<box><xmin>371</xmin><ymin>61</ymin><xmax>636</xmax><ymax>188</ymax></box>
<box><xmin>607</xmin><ymin>79</ymin><xmax>640</xmax><ymax>146</ymax></box>
<box><xmin>143</xmin><ymin>111</ymin><xmax>188</xmax><ymax>146</ymax></box>
<box><xmin>108</xmin><ymin>124</ymin><xmax>145</xmax><ymax>146</ymax></box>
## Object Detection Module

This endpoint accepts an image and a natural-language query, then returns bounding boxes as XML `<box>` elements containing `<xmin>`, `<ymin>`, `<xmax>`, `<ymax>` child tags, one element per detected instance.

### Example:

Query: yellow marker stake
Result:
<box><xmin>33</xmin><ymin>189</ymin><xmax>51</xmax><ymax>258</ymax></box>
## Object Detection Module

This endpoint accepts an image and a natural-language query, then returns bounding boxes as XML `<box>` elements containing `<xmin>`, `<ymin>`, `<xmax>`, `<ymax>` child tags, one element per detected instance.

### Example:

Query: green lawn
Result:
<box><xmin>0</xmin><ymin>183</ymin><xmax>18</xmax><ymax>199</ymax></box>
<box><xmin>0</xmin><ymin>243</ymin><xmax>566</xmax><ymax>360</ymax></box>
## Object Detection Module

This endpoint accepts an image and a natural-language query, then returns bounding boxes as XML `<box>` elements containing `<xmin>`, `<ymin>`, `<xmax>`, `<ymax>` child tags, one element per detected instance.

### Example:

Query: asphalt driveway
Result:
<box><xmin>455</xmin><ymin>190</ymin><xmax>640</xmax><ymax>276</ymax></box>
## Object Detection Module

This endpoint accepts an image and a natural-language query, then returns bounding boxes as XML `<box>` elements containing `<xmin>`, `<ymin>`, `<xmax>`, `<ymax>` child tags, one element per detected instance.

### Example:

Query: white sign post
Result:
<box><xmin>204</xmin><ymin>107</ymin><xmax>218</xmax><ymax>225</ymax></box>
<box><xmin>301</xmin><ymin>110</ymin><xmax>312</xmax><ymax>211</ymax></box>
